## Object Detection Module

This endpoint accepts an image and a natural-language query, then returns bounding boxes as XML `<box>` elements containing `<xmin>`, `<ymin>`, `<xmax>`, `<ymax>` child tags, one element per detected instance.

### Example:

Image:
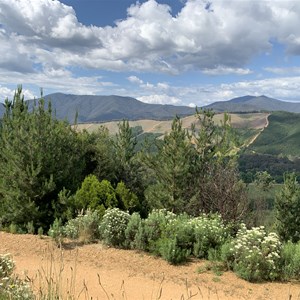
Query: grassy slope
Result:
<box><xmin>248</xmin><ymin>111</ymin><xmax>300</xmax><ymax>157</ymax></box>
<box><xmin>76</xmin><ymin>112</ymin><xmax>268</xmax><ymax>135</ymax></box>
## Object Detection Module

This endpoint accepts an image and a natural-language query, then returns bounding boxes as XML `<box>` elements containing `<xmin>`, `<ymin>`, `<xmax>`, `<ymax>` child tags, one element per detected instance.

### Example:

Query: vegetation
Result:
<box><xmin>248</xmin><ymin>111</ymin><xmax>300</xmax><ymax>157</ymax></box>
<box><xmin>3</xmin><ymin>87</ymin><xmax>300</xmax><ymax>287</ymax></box>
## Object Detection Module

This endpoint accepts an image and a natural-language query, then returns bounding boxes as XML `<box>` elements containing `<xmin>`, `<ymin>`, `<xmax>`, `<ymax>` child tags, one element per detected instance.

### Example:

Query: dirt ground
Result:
<box><xmin>1</xmin><ymin>232</ymin><xmax>300</xmax><ymax>300</ymax></box>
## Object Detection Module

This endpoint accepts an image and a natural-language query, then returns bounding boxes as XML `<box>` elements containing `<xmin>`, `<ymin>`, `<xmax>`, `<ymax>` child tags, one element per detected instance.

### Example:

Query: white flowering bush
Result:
<box><xmin>0</xmin><ymin>254</ymin><xmax>34</xmax><ymax>299</ymax></box>
<box><xmin>228</xmin><ymin>225</ymin><xmax>282</xmax><ymax>282</ymax></box>
<box><xmin>99</xmin><ymin>208</ymin><xmax>130</xmax><ymax>247</ymax></box>
<box><xmin>192</xmin><ymin>213</ymin><xmax>230</xmax><ymax>259</ymax></box>
<box><xmin>63</xmin><ymin>209</ymin><xmax>101</xmax><ymax>242</ymax></box>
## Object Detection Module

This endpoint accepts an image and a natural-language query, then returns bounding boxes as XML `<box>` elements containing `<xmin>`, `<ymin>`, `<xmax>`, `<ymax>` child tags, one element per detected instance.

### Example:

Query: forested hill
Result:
<box><xmin>29</xmin><ymin>93</ymin><xmax>195</xmax><ymax>123</ymax></box>
<box><xmin>205</xmin><ymin>95</ymin><xmax>300</xmax><ymax>113</ymax></box>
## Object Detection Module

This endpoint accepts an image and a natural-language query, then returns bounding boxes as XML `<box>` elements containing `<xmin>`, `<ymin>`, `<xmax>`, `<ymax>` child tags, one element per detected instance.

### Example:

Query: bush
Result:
<box><xmin>0</xmin><ymin>254</ymin><xmax>33</xmax><ymax>300</ymax></box>
<box><xmin>229</xmin><ymin>225</ymin><xmax>281</xmax><ymax>282</ymax></box>
<box><xmin>158</xmin><ymin>237</ymin><xmax>190</xmax><ymax>265</ymax></box>
<box><xmin>63</xmin><ymin>210</ymin><xmax>101</xmax><ymax>243</ymax></box>
<box><xmin>141</xmin><ymin>209</ymin><xmax>176</xmax><ymax>252</ymax></box>
<box><xmin>280</xmin><ymin>241</ymin><xmax>300</xmax><ymax>280</ymax></box>
<box><xmin>124</xmin><ymin>212</ymin><xmax>142</xmax><ymax>249</ymax></box>
<box><xmin>156</xmin><ymin>214</ymin><xmax>194</xmax><ymax>264</ymax></box>
<box><xmin>48</xmin><ymin>218</ymin><xmax>64</xmax><ymax>244</ymax></box>
<box><xmin>192</xmin><ymin>214</ymin><xmax>230</xmax><ymax>259</ymax></box>
<box><xmin>99</xmin><ymin>208</ymin><xmax>130</xmax><ymax>247</ymax></box>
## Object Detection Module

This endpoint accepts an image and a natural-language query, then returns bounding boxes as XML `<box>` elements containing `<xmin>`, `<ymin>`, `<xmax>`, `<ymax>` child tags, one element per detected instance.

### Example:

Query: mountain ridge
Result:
<box><xmin>1</xmin><ymin>93</ymin><xmax>300</xmax><ymax>123</ymax></box>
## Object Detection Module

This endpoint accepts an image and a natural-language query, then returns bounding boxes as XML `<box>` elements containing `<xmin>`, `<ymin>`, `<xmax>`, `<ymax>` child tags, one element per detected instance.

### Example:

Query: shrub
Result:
<box><xmin>48</xmin><ymin>218</ymin><xmax>64</xmax><ymax>244</ymax></box>
<box><xmin>158</xmin><ymin>237</ymin><xmax>190</xmax><ymax>265</ymax></box>
<box><xmin>99</xmin><ymin>208</ymin><xmax>130</xmax><ymax>247</ymax></box>
<box><xmin>63</xmin><ymin>210</ymin><xmax>101</xmax><ymax>243</ymax></box>
<box><xmin>192</xmin><ymin>214</ymin><xmax>230</xmax><ymax>259</ymax></box>
<box><xmin>280</xmin><ymin>241</ymin><xmax>300</xmax><ymax>280</ymax></box>
<box><xmin>157</xmin><ymin>214</ymin><xmax>194</xmax><ymax>264</ymax></box>
<box><xmin>142</xmin><ymin>209</ymin><xmax>176</xmax><ymax>252</ymax></box>
<box><xmin>75</xmin><ymin>175</ymin><xmax>118</xmax><ymax>211</ymax></box>
<box><xmin>124</xmin><ymin>212</ymin><xmax>142</xmax><ymax>249</ymax></box>
<box><xmin>0</xmin><ymin>254</ymin><xmax>33</xmax><ymax>300</ymax></box>
<box><xmin>229</xmin><ymin>225</ymin><xmax>281</xmax><ymax>282</ymax></box>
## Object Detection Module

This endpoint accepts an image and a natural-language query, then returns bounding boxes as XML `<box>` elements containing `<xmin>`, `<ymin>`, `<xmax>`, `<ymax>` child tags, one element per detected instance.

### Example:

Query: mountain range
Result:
<box><xmin>1</xmin><ymin>93</ymin><xmax>300</xmax><ymax>123</ymax></box>
<box><xmin>205</xmin><ymin>95</ymin><xmax>300</xmax><ymax>113</ymax></box>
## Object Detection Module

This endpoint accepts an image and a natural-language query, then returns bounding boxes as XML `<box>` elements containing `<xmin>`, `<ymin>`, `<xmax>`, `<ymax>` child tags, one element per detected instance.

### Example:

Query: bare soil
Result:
<box><xmin>1</xmin><ymin>232</ymin><xmax>300</xmax><ymax>300</ymax></box>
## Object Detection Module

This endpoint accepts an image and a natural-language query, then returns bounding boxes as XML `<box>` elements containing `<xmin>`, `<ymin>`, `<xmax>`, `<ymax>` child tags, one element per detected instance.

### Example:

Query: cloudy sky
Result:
<box><xmin>1</xmin><ymin>0</ymin><xmax>300</xmax><ymax>106</ymax></box>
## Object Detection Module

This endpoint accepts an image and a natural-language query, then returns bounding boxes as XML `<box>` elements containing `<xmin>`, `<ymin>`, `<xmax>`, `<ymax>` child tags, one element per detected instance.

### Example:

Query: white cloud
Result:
<box><xmin>127</xmin><ymin>76</ymin><xmax>144</xmax><ymax>84</ymax></box>
<box><xmin>1</xmin><ymin>0</ymin><xmax>300</xmax><ymax>75</ymax></box>
<box><xmin>202</xmin><ymin>66</ymin><xmax>253</xmax><ymax>75</ymax></box>
<box><xmin>0</xmin><ymin>85</ymin><xmax>35</xmax><ymax>102</ymax></box>
<box><xmin>137</xmin><ymin>94</ymin><xmax>181</xmax><ymax>105</ymax></box>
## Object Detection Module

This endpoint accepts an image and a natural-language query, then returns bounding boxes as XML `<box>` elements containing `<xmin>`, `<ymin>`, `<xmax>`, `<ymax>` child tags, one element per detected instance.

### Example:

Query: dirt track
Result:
<box><xmin>1</xmin><ymin>232</ymin><xmax>300</xmax><ymax>300</ymax></box>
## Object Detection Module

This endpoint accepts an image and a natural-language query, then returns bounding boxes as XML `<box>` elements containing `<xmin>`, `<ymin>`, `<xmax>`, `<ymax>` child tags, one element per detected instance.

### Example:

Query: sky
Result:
<box><xmin>1</xmin><ymin>0</ymin><xmax>300</xmax><ymax>107</ymax></box>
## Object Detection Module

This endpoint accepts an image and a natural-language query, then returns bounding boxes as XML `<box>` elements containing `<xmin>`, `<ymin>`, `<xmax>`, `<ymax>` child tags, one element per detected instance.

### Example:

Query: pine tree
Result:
<box><xmin>0</xmin><ymin>87</ymin><xmax>85</xmax><ymax>229</ymax></box>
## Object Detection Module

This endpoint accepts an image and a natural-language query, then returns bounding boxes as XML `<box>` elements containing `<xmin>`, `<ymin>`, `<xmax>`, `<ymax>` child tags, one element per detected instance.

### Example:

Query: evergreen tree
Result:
<box><xmin>0</xmin><ymin>87</ymin><xmax>85</xmax><ymax>229</ymax></box>
<box><xmin>275</xmin><ymin>172</ymin><xmax>300</xmax><ymax>242</ymax></box>
<box><xmin>143</xmin><ymin>116</ymin><xmax>193</xmax><ymax>213</ymax></box>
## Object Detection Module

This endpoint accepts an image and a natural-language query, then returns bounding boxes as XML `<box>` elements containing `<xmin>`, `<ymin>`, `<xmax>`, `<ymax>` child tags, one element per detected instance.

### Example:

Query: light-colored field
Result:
<box><xmin>75</xmin><ymin>112</ymin><xmax>269</xmax><ymax>135</ymax></box>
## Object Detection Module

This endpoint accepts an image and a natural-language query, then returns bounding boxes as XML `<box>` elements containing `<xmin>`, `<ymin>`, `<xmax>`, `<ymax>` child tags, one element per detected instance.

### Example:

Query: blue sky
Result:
<box><xmin>1</xmin><ymin>0</ymin><xmax>300</xmax><ymax>106</ymax></box>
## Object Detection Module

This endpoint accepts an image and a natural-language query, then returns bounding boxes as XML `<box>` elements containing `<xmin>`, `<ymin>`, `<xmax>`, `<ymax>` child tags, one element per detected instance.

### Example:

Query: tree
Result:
<box><xmin>186</xmin><ymin>109</ymin><xmax>247</xmax><ymax>222</ymax></box>
<box><xmin>0</xmin><ymin>87</ymin><xmax>85</xmax><ymax>229</ymax></box>
<box><xmin>275</xmin><ymin>172</ymin><xmax>300</xmax><ymax>242</ymax></box>
<box><xmin>143</xmin><ymin>116</ymin><xmax>194</xmax><ymax>213</ymax></box>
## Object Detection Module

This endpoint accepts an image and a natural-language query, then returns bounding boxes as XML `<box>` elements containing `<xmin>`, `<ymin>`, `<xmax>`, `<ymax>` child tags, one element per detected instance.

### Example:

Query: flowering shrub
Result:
<box><xmin>0</xmin><ymin>254</ymin><xmax>33</xmax><ymax>299</ymax></box>
<box><xmin>228</xmin><ymin>225</ymin><xmax>282</xmax><ymax>282</ymax></box>
<box><xmin>99</xmin><ymin>208</ymin><xmax>130</xmax><ymax>247</ymax></box>
<box><xmin>192</xmin><ymin>214</ymin><xmax>230</xmax><ymax>259</ymax></box>
<box><xmin>63</xmin><ymin>210</ymin><xmax>101</xmax><ymax>243</ymax></box>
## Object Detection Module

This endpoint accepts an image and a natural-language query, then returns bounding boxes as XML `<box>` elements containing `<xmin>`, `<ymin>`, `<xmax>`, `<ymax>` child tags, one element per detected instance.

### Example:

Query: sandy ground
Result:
<box><xmin>1</xmin><ymin>232</ymin><xmax>300</xmax><ymax>300</ymax></box>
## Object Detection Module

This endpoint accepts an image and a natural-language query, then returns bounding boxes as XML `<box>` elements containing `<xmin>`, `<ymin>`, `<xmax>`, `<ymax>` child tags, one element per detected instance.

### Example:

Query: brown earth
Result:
<box><xmin>1</xmin><ymin>232</ymin><xmax>300</xmax><ymax>300</ymax></box>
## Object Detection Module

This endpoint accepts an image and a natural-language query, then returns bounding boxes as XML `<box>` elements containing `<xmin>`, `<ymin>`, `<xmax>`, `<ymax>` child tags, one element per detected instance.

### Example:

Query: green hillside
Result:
<box><xmin>248</xmin><ymin>111</ymin><xmax>300</xmax><ymax>157</ymax></box>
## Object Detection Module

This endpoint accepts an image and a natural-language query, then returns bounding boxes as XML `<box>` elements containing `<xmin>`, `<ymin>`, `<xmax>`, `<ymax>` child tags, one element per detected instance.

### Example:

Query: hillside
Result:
<box><xmin>205</xmin><ymin>95</ymin><xmax>300</xmax><ymax>113</ymax></box>
<box><xmin>76</xmin><ymin>112</ymin><xmax>268</xmax><ymax>135</ymax></box>
<box><xmin>29</xmin><ymin>93</ymin><xmax>195</xmax><ymax>123</ymax></box>
<box><xmin>247</xmin><ymin>111</ymin><xmax>300</xmax><ymax>157</ymax></box>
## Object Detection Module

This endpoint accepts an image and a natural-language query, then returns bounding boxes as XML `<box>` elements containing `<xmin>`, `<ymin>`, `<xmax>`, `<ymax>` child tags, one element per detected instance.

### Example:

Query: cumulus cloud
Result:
<box><xmin>1</xmin><ymin>0</ymin><xmax>300</xmax><ymax>75</ymax></box>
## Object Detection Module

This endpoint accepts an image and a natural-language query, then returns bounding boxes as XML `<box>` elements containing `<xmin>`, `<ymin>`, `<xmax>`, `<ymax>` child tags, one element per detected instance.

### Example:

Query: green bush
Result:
<box><xmin>124</xmin><ymin>212</ymin><xmax>142</xmax><ymax>249</ymax></box>
<box><xmin>75</xmin><ymin>175</ymin><xmax>118</xmax><ymax>211</ymax></box>
<box><xmin>229</xmin><ymin>225</ymin><xmax>281</xmax><ymax>282</ymax></box>
<box><xmin>156</xmin><ymin>214</ymin><xmax>194</xmax><ymax>264</ymax></box>
<box><xmin>99</xmin><ymin>208</ymin><xmax>130</xmax><ymax>247</ymax></box>
<box><xmin>158</xmin><ymin>237</ymin><xmax>190</xmax><ymax>265</ymax></box>
<box><xmin>142</xmin><ymin>209</ymin><xmax>176</xmax><ymax>252</ymax></box>
<box><xmin>48</xmin><ymin>218</ymin><xmax>64</xmax><ymax>244</ymax></box>
<box><xmin>63</xmin><ymin>210</ymin><xmax>101</xmax><ymax>243</ymax></box>
<box><xmin>192</xmin><ymin>214</ymin><xmax>230</xmax><ymax>259</ymax></box>
<box><xmin>280</xmin><ymin>241</ymin><xmax>300</xmax><ymax>280</ymax></box>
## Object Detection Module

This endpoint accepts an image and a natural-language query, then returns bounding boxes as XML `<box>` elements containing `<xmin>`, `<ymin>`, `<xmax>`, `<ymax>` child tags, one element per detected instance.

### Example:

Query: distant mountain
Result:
<box><xmin>28</xmin><ymin>93</ymin><xmax>195</xmax><ymax>123</ymax></box>
<box><xmin>204</xmin><ymin>95</ymin><xmax>300</xmax><ymax>113</ymax></box>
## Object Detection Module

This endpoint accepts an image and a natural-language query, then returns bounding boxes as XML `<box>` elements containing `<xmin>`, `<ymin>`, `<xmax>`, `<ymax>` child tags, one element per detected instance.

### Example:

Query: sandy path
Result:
<box><xmin>1</xmin><ymin>232</ymin><xmax>300</xmax><ymax>299</ymax></box>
